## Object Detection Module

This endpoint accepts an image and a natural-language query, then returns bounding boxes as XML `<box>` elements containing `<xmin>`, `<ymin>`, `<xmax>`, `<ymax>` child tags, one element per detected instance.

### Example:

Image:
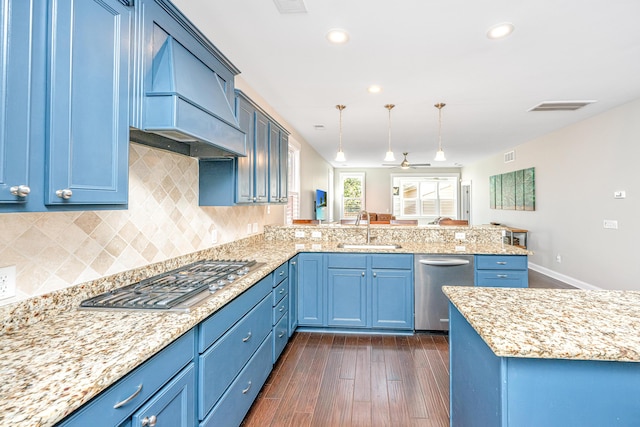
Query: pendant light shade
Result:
<box><xmin>384</xmin><ymin>104</ymin><xmax>396</xmax><ymax>162</ymax></box>
<box><xmin>335</xmin><ymin>104</ymin><xmax>346</xmax><ymax>162</ymax></box>
<box><xmin>434</xmin><ymin>103</ymin><xmax>446</xmax><ymax>161</ymax></box>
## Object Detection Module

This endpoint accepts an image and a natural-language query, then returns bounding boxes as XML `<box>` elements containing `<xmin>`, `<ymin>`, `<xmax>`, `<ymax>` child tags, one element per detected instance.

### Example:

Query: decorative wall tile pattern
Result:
<box><xmin>0</xmin><ymin>143</ymin><xmax>267</xmax><ymax>306</ymax></box>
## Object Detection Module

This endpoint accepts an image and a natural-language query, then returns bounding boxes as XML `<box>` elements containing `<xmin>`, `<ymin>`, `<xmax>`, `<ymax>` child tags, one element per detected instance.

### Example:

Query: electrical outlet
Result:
<box><xmin>455</xmin><ymin>232</ymin><xmax>466</xmax><ymax>240</ymax></box>
<box><xmin>211</xmin><ymin>229</ymin><xmax>218</xmax><ymax>244</ymax></box>
<box><xmin>0</xmin><ymin>266</ymin><xmax>16</xmax><ymax>300</ymax></box>
<box><xmin>603</xmin><ymin>220</ymin><xmax>618</xmax><ymax>229</ymax></box>
<box><xmin>252</xmin><ymin>223</ymin><xmax>258</xmax><ymax>233</ymax></box>
<box><xmin>247</xmin><ymin>223</ymin><xmax>253</xmax><ymax>234</ymax></box>
<box><xmin>556</xmin><ymin>254</ymin><xmax>562</xmax><ymax>263</ymax></box>
<box><xmin>311</xmin><ymin>231</ymin><xmax>322</xmax><ymax>238</ymax></box>
<box><xmin>294</xmin><ymin>230</ymin><xmax>305</xmax><ymax>238</ymax></box>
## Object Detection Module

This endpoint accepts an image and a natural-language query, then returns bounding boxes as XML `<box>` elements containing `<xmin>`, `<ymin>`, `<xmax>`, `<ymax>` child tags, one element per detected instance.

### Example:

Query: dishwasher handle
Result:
<box><xmin>419</xmin><ymin>258</ymin><xmax>471</xmax><ymax>266</ymax></box>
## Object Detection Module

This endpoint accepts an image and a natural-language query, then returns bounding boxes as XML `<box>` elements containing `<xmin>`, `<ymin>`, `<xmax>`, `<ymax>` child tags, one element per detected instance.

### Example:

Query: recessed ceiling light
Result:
<box><xmin>367</xmin><ymin>85</ymin><xmax>382</xmax><ymax>94</ymax></box>
<box><xmin>486</xmin><ymin>22</ymin><xmax>515</xmax><ymax>39</ymax></box>
<box><xmin>326</xmin><ymin>28</ymin><xmax>349</xmax><ymax>44</ymax></box>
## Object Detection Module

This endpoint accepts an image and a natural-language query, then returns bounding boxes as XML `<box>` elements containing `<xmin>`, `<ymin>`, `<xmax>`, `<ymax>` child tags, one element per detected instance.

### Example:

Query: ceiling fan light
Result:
<box><xmin>335</xmin><ymin>150</ymin><xmax>346</xmax><ymax>162</ymax></box>
<box><xmin>384</xmin><ymin>151</ymin><xmax>396</xmax><ymax>162</ymax></box>
<box><xmin>434</xmin><ymin>149</ymin><xmax>446</xmax><ymax>162</ymax></box>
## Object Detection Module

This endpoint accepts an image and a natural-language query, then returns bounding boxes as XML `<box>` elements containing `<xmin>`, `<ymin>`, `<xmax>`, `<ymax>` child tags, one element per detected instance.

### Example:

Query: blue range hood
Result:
<box><xmin>130</xmin><ymin>35</ymin><xmax>246</xmax><ymax>158</ymax></box>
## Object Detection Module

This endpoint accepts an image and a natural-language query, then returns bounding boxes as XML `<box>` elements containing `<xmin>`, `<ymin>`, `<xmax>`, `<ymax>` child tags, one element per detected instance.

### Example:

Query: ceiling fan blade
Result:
<box><xmin>411</xmin><ymin>163</ymin><xmax>431</xmax><ymax>167</ymax></box>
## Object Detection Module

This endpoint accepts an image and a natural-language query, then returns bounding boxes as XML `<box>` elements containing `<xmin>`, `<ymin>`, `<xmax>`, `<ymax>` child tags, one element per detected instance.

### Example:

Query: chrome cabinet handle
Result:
<box><xmin>10</xmin><ymin>185</ymin><xmax>30</xmax><ymax>197</ymax></box>
<box><xmin>113</xmin><ymin>384</ymin><xmax>143</xmax><ymax>408</ymax></box>
<box><xmin>279</xmin><ymin>288</ymin><xmax>285</xmax><ymax>294</ymax></box>
<box><xmin>242</xmin><ymin>331</ymin><xmax>252</xmax><ymax>342</ymax></box>
<box><xmin>141</xmin><ymin>415</ymin><xmax>157</xmax><ymax>426</ymax></box>
<box><xmin>279</xmin><ymin>270</ymin><xmax>285</xmax><ymax>276</ymax></box>
<box><xmin>291</xmin><ymin>261</ymin><xmax>296</xmax><ymax>265</ymax></box>
<box><xmin>361</xmin><ymin>272</ymin><xmax>365</xmax><ymax>277</ymax></box>
<box><xmin>242</xmin><ymin>381</ymin><xmax>252</xmax><ymax>394</ymax></box>
<box><xmin>56</xmin><ymin>189</ymin><xmax>73</xmax><ymax>199</ymax></box>
<box><xmin>373</xmin><ymin>272</ymin><xmax>377</xmax><ymax>277</ymax></box>
<box><xmin>496</xmin><ymin>261</ymin><xmax>507</xmax><ymax>265</ymax></box>
<box><xmin>278</xmin><ymin>331</ymin><xmax>286</xmax><ymax>338</ymax></box>
<box><xmin>279</xmin><ymin>305</ymin><xmax>285</xmax><ymax>312</ymax></box>
<box><xmin>497</xmin><ymin>274</ymin><xmax>508</xmax><ymax>278</ymax></box>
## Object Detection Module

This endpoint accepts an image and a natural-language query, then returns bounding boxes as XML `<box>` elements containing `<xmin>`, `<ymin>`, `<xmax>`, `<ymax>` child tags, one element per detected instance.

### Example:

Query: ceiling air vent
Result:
<box><xmin>272</xmin><ymin>0</ymin><xmax>307</xmax><ymax>14</ymax></box>
<box><xmin>528</xmin><ymin>100</ymin><xmax>596</xmax><ymax>112</ymax></box>
<box><xmin>313</xmin><ymin>124</ymin><xmax>326</xmax><ymax>131</ymax></box>
<box><xmin>504</xmin><ymin>150</ymin><xmax>515</xmax><ymax>163</ymax></box>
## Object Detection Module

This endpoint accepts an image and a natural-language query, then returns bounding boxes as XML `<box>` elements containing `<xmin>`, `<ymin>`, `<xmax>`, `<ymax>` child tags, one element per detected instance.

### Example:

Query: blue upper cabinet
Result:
<box><xmin>46</xmin><ymin>0</ymin><xmax>131</xmax><ymax>205</ymax></box>
<box><xmin>268</xmin><ymin>123</ymin><xmax>289</xmax><ymax>204</ymax></box>
<box><xmin>0</xmin><ymin>0</ymin><xmax>33</xmax><ymax>204</ymax></box>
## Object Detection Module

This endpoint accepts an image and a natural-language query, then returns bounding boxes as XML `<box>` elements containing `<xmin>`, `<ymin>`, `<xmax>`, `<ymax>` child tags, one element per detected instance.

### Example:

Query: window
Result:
<box><xmin>286</xmin><ymin>139</ymin><xmax>301</xmax><ymax>224</ymax></box>
<box><xmin>392</xmin><ymin>175</ymin><xmax>458</xmax><ymax>221</ymax></box>
<box><xmin>340</xmin><ymin>172</ymin><xmax>365</xmax><ymax>218</ymax></box>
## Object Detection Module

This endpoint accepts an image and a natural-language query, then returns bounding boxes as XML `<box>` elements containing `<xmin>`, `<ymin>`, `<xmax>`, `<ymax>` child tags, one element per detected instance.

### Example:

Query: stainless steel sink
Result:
<box><xmin>337</xmin><ymin>243</ymin><xmax>402</xmax><ymax>250</ymax></box>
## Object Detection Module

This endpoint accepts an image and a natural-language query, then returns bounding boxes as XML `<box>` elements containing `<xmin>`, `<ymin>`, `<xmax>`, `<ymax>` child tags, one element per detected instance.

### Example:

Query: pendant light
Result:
<box><xmin>383</xmin><ymin>104</ymin><xmax>396</xmax><ymax>162</ymax></box>
<box><xmin>434</xmin><ymin>102</ymin><xmax>446</xmax><ymax>162</ymax></box>
<box><xmin>335</xmin><ymin>104</ymin><xmax>346</xmax><ymax>162</ymax></box>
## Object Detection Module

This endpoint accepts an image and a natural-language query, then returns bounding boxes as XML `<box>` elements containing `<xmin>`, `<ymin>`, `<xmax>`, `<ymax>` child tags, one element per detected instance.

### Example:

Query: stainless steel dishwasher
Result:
<box><xmin>414</xmin><ymin>254</ymin><xmax>474</xmax><ymax>331</ymax></box>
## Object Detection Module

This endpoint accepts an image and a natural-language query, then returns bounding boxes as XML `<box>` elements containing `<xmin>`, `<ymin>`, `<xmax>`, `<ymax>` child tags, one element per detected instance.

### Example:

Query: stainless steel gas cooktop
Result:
<box><xmin>80</xmin><ymin>259</ymin><xmax>262</xmax><ymax>312</ymax></box>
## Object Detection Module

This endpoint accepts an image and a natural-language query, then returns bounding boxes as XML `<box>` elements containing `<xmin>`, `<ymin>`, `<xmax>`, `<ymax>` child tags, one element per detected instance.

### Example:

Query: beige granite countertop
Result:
<box><xmin>444</xmin><ymin>286</ymin><xmax>640</xmax><ymax>362</ymax></box>
<box><xmin>0</xmin><ymin>234</ymin><xmax>528</xmax><ymax>426</ymax></box>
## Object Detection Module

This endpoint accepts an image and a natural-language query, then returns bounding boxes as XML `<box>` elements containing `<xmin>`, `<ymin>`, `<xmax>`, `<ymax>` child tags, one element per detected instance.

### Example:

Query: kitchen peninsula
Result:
<box><xmin>445</xmin><ymin>286</ymin><xmax>640</xmax><ymax>426</ymax></box>
<box><xmin>0</xmin><ymin>224</ymin><xmax>526</xmax><ymax>426</ymax></box>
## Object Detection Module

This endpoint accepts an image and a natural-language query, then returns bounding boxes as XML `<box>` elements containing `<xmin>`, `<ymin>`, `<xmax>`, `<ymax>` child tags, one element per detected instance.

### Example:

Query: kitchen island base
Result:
<box><xmin>450</xmin><ymin>304</ymin><xmax>640</xmax><ymax>427</ymax></box>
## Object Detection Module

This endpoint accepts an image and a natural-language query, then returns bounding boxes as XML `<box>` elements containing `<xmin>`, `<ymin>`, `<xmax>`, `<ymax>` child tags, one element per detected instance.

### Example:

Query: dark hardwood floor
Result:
<box><xmin>242</xmin><ymin>270</ymin><xmax>570</xmax><ymax>426</ymax></box>
<box><xmin>242</xmin><ymin>332</ymin><xmax>450</xmax><ymax>427</ymax></box>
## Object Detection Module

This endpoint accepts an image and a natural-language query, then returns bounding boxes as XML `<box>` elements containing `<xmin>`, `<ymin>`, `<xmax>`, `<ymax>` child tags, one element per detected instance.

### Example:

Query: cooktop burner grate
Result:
<box><xmin>80</xmin><ymin>259</ymin><xmax>261</xmax><ymax>312</ymax></box>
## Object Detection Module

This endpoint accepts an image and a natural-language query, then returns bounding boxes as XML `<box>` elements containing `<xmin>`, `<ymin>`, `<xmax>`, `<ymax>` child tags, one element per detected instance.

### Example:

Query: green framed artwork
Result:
<box><xmin>490</xmin><ymin>167</ymin><xmax>535</xmax><ymax>211</ymax></box>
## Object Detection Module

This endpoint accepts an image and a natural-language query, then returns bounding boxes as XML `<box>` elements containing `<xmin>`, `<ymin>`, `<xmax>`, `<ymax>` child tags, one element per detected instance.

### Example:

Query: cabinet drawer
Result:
<box><xmin>198</xmin><ymin>295</ymin><xmax>272</xmax><ymax>419</ymax></box>
<box><xmin>201</xmin><ymin>333</ymin><xmax>273</xmax><ymax>427</ymax></box>
<box><xmin>476</xmin><ymin>255</ymin><xmax>527</xmax><ymax>270</ymax></box>
<box><xmin>476</xmin><ymin>270</ymin><xmax>528</xmax><ymax>288</ymax></box>
<box><xmin>327</xmin><ymin>253</ymin><xmax>367</xmax><ymax>269</ymax></box>
<box><xmin>58</xmin><ymin>329</ymin><xmax>195</xmax><ymax>427</ymax></box>
<box><xmin>131</xmin><ymin>363</ymin><xmax>195</xmax><ymax>427</ymax></box>
<box><xmin>198</xmin><ymin>275</ymin><xmax>272</xmax><ymax>352</ymax></box>
<box><xmin>273</xmin><ymin>262</ymin><xmax>288</xmax><ymax>285</ymax></box>
<box><xmin>273</xmin><ymin>312</ymin><xmax>289</xmax><ymax>363</ymax></box>
<box><xmin>272</xmin><ymin>277</ymin><xmax>288</xmax><ymax>306</ymax></box>
<box><xmin>371</xmin><ymin>254</ymin><xmax>413</xmax><ymax>270</ymax></box>
<box><xmin>273</xmin><ymin>295</ymin><xmax>289</xmax><ymax>326</ymax></box>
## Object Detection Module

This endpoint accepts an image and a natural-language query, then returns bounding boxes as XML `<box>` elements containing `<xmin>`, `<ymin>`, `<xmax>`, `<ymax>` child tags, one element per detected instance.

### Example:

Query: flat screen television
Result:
<box><xmin>315</xmin><ymin>189</ymin><xmax>327</xmax><ymax>221</ymax></box>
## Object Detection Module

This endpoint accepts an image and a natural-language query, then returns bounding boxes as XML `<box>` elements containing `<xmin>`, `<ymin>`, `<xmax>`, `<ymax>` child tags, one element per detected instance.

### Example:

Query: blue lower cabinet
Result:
<box><xmin>297</xmin><ymin>253</ymin><xmax>326</xmax><ymax>326</ymax></box>
<box><xmin>327</xmin><ymin>267</ymin><xmax>367</xmax><ymax>327</ymax></box>
<box><xmin>273</xmin><ymin>313</ymin><xmax>289</xmax><ymax>363</ymax></box>
<box><xmin>450</xmin><ymin>303</ymin><xmax>640</xmax><ymax>426</ymax></box>
<box><xmin>475</xmin><ymin>255</ymin><xmax>528</xmax><ymax>288</ymax></box>
<box><xmin>131</xmin><ymin>363</ymin><xmax>195</xmax><ymax>427</ymax></box>
<box><xmin>198</xmin><ymin>295</ymin><xmax>272</xmax><ymax>419</ymax></box>
<box><xmin>201</xmin><ymin>333</ymin><xmax>273</xmax><ymax>427</ymax></box>
<box><xmin>371</xmin><ymin>269</ymin><xmax>413</xmax><ymax>330</ymax></box>
<box><xmin>288</xmin><ymin>256</ymin><xmax>299</xmax><ymax>336</ymax></box>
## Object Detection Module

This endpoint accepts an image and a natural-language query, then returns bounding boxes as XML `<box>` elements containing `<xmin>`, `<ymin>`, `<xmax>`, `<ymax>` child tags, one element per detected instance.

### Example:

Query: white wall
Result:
<box><xmin>462</xmin><ymin>98</ymin><xmax>640</xmax><ymax>291</ymax></box>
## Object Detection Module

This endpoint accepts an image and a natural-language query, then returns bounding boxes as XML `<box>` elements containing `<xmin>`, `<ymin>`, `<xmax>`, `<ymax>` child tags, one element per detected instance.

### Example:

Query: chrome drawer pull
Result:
<box><xmin>113</xmin><ymin>384</ymin><xmax>143</xmax><ymax>408</ymax></box>
<box><xmin>242</xmin><ymin>381</ymin><xmax>252</xmax><ymax>394</ymax></box>
<box><xmin>279</xmin><ymin>305</ymin><xmax>285</xmax><ymax>312</ymax></box>
<box><xmin>242</xmin><ymin>331</ymin><xmax>252</xmax><ymax>342</ymax></box>
<box><xmin>279</xmin><ymin>271</ymin><xmax>284</xmax><ymax>276</ymax></box>
<box><xmin>496</xmin><ymin>261</ymin><xmax>507</xmax><ymax>265</ymax></box>
<box><xmin>497</xmin><ymin>274</ymin><xmax>508</xmax><ymax>278</ymax></box>
<box><xmin>278</xmin><ymin>331</ymin><xmax>286</xmax><ymax>338</ymax></box>
<box><xmin>279</xmin><ymin>288</ymin><xmax>285</xmax><ymax>294</ymax></box>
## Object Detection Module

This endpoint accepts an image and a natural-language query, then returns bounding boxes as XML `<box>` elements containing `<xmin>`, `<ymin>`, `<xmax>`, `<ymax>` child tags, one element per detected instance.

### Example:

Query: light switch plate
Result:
<box><xmin>294</xmin><ymin>231</ymin><xmax>305</xmax><ymax>238</ymax></box>
<box><xmin>603</xmin><ymin>220</ymin><xmax>618</xmax><ymax>229</ymax></box>
<box><xmin>311</xmin><ymin>231</ymin><xmax>322</xmax><ymax>238</ymax></box>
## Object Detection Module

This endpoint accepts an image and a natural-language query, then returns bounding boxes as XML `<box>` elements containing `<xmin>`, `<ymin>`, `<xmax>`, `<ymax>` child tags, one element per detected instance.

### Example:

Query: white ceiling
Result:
<box><xmin>172</xmin><ymin>0</ymin><xmax>640</xmax><ymax>168</ymax></box>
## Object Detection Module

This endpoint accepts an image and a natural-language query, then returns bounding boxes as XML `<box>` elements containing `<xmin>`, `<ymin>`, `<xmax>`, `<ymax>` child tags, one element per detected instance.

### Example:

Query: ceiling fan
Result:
<box><xmin>383</xmin><ymin>152</ymin><xmax>431</xmax><ymax>169</ymax></box>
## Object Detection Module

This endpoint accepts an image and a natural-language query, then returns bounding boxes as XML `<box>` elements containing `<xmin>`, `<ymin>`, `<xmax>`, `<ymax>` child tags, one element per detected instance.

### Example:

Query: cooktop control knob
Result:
<box><xmin>227</xmin><ymin>274</ymin><xmax>237</xmax><ymax>281</ymax></box>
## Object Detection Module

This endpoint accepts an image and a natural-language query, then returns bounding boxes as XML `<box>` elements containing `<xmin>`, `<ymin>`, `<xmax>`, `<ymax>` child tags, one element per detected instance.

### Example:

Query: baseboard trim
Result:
<box><xmin>528</xmin><ymin>262</ymin><xmax>601</xmax><ymax>290</ymax></box>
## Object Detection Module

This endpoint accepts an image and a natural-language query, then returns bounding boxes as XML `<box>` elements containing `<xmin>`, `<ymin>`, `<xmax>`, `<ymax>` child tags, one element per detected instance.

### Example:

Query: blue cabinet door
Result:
<box><xmin>235</xmin><ymin>95</ymin><xmax>255</xmax><ymax>204</ymax></box>
<box><xmin>297</xmin><ymin>253</ymin><xmax>325</xmax><ymax>326</ymax></box>
<box><xmin>254</xmin><ymin>111</ymin><xmax>269</xmax><ymax>203</ymax></box>
<box><xmin>268</xmin><ymin>124</ymin><xmax>289</xmax><ymax>204</ymax></box>
<box><xmin>46</xmin><ymin>0</ymin><xmax>130</xmax><ymax>205</ymax></box>
<box><xmin>288</xmin><ymin>256</ymin><xmax>299</xmax><ymax>336</ymax></box>
<box><xmin>327</xmin><ymin>267</ymin><xmax>367</xmax><ymax>327</ymax></box>
<box><xmin>372</xmin><ymin>269</ymin><xmax>413</xmax><ymax>330</ymax></box>
<box><xmin>131</xmin><ymin>363</ymin><xmax>196</xmax><ymax>427</ymax></box>
<box><xmin>0</xmin><ymin>0</ymin><xmax>44</xmax><ymax>206</ymax></box>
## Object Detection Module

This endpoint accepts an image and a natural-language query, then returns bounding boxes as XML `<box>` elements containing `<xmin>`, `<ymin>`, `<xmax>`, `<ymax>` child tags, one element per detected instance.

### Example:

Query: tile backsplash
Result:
<box><xmin>0</xmin><ymin>143</ymin><xmax>267</xmax><ymax>306</ymax></box>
